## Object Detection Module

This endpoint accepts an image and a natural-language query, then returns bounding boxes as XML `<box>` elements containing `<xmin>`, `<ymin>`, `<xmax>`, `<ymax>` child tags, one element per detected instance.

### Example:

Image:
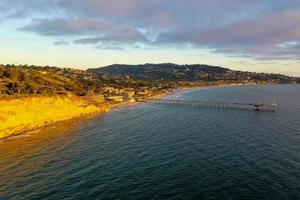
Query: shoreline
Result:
<box><xmin>0</xmin><ymin>111</ymin><xmax>103</xmax><ymax>141</ymax></box>
<box><xmin>0</xmin><ymin>96</ymin><xmax>108</xmax><ymax>140</ymax></box>
<box><xmin>0</xmin><ymin>83</ymin><xmax>262</xmax><ymax>141</ymax></box>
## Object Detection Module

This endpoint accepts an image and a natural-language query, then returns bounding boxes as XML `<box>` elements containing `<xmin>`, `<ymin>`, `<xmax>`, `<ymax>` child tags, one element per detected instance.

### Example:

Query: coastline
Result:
<box><xmin>0</xmin><ymin>95</ymin><xmax>109</xmax><ymax>140</ymax></box>
<box><xmin>0</xmin><ymin>111</ymin><xmax>104</xmax><ymax>141</ymax></box>
<box><xmin>149</xmin><ymin>82</ymin><xmax>256</xmax><ymax>99</ymax></box>
<box><xmin>0</xmin><ymin>83</ymin><xmax>259</xmax><ymax>140</ymax></box>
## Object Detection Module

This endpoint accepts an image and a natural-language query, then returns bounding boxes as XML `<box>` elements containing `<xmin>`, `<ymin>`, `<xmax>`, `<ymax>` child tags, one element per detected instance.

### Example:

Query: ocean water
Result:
<box><xmin>0</xmin><ymin>84</ymin><xmax>300</xmax><ymax>200</ymax></box>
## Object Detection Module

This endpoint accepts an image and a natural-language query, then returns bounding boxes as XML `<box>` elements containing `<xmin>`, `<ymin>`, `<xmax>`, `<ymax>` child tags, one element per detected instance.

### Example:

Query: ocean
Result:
<box><xmin>0</xmin><ymin>84</ymin><xmax>299</xmax><ymax>200</ymax></box>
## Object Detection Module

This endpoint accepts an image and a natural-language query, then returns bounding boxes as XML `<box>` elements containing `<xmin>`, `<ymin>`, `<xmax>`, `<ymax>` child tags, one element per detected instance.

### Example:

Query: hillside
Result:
<box><xmin>0</xmin><ymin>65</ymin><xmax>167</xmax><ymax>96</ymax></box>
<box><xmin>88</xmin><ymin>63</ymin><xmax>300</xmax><ymax>83</ymax></box>
<box><xmin>1</xmin><ymin>63</ymin><xmax>299</xmax><ymax>97</ymax></box>
<box><xmin>0</xmin><ymin>65</ymin><xmax>85</xmax><ymax>95</ymax></box>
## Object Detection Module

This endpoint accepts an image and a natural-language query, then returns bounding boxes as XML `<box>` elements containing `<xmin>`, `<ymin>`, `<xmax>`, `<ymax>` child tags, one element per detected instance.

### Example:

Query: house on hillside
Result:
<box><xmin>123</xmin><ymin>90</ymin><xmax>135</xmax><ymax>98</ymax></box>
<box><xmin>106</xmin><ymin>96</ymin><xmax>124</xmax><ymax>102</ymax></box>
<box><xmin>103</xmin><ymin>87</ymin><xmax>116</xmax><ymax>94</ymax></box>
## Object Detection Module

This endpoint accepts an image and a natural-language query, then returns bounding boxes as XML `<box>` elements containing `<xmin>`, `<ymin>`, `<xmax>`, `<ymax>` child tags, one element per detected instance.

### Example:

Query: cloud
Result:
<box><xmin>157</xmin><ymin>8</ymin><xmax>300</xmax><ymax>59</ymax></box>
<box><xmin>19</xmin><ymin>17</ymin><xmax>148</xmax><ymax>48</ymax></box>
<box><xmin>59</xmin><ymin>0</ymin><xmax>140</xmax><ymax>17</ymax></box>
<box><xmin>54</xmin><ymin>40</ymin><xmax>69</xmax><ymax>45</ymax></box>
<box><xmin>2</xmin><ymin>0</ymin><xmax>300</xmax><ymax>57</ymax></box>
<box><xmin>96</xmin><ymin>43</ymin><xmax>124</xmax><ymax>50</ymax></box>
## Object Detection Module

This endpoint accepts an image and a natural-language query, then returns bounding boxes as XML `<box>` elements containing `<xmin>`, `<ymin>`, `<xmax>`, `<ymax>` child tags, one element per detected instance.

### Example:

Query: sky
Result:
<box><xmin>1</xmin><ymin>0</ymin><xmax>300</xmax><ymax>75</ymax></box>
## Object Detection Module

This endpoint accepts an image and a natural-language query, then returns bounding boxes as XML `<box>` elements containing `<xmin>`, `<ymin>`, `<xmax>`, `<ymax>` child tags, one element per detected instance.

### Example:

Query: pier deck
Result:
<box><xmin>148</xmin><ymin>99</ymin><xmax>277</xmax><ymax>112</ymax></box>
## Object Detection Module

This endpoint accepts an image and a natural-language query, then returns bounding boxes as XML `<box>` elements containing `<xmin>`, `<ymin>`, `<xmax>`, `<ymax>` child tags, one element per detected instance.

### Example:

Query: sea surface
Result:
<box><xmin>0</xmin><ymin>84</ymin><xmax>300</xmax><ymax>200</ymax></box>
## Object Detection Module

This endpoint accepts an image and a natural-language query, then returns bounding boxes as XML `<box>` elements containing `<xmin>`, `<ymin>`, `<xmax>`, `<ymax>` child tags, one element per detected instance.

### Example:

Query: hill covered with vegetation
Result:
<box><xmin>0</xmin><ymin>64</ymin><xmax>171</xmax><ymax>96</ymax></box>
<box><xmin>89</xmin><ymin>63</ymin><xmax>300</xmax><ymax>83</ymax></box>
<box><xmin>0</xmin><ymin>65</ymin><xmax>85</xmax><ymax>95</ymax></box>
<box><xmin>1</xmin><ymin>63</ymin><xmax>299</xmax><ymax>96</ymax></box>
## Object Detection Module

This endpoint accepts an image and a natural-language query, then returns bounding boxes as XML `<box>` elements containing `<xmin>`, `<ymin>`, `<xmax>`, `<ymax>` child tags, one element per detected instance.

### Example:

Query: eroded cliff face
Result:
<box><xmin>0</xmin><ymin>96</ymin><xmax>109</xmax><ymax>139</ymax></box>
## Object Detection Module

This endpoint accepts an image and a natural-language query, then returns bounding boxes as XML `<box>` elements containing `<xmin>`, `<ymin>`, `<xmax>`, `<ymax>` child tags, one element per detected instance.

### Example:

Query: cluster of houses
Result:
<box><xmin>85</xmin><ymin>87</ymin><xmax>140</xmax><ymax>104</ymax></box>
<box><xmin>85</xmin><ymin>86</ymin><xmax>164</xmax><ymax>104</ymax></box>
<box><xmin>103</xmin><ymin>87</ymin><xmax>136</xmax><ymax>103</ymax></box>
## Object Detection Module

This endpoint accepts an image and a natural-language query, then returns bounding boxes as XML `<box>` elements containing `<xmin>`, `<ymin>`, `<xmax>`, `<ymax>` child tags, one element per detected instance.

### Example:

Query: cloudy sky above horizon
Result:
<box><xmin>1</xmin><ymin>0</ymin><xmax>300</xmax><ymax>75</ymax></box>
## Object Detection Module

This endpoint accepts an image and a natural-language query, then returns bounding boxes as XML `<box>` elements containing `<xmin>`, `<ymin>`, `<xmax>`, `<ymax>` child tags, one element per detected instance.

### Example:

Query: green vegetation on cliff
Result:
<box><xmin>0</xmin><ymin>65</ymin><xmax>85</xmax><ymax>95</ymax></box>
<box><xmin>0</xmin><ymin>64</ymin><xmax>171</xmax><ymax>96</ymax></box>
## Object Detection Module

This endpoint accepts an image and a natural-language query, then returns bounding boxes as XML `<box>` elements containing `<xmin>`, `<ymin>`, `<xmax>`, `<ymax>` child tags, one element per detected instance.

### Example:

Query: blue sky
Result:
<box><xmin>1</xmin><ymin>0</ymin><xmax>300</xmax><ymax>75</ymax></box>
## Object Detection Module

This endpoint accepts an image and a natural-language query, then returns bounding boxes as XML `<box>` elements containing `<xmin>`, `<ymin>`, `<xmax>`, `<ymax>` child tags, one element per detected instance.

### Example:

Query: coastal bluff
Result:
<box><xmin>0</xmin><ymin>96</ymin><xmax>109</xmax><ymax>139</ymax></box>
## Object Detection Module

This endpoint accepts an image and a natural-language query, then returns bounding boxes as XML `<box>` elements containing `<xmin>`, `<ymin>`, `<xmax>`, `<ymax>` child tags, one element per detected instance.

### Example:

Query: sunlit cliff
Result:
<box><xmin>0</xmin><ymin>96</ymin><xmax>109</xmax><ymax>139</ymax></box>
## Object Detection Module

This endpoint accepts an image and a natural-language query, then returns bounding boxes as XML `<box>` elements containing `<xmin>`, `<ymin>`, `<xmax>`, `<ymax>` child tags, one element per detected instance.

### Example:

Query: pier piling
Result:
<box><xmin>148</xmin><ymin>99</ymin><xmax>276</xmax><ymax>112</ymax></box>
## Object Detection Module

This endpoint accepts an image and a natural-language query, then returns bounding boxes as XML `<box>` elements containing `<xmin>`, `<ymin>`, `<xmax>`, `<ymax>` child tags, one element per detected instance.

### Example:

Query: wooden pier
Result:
<box><xmin>148</xmin><ymin>99</ymin><xmax>277</xmax><ymax>112</ymax></box>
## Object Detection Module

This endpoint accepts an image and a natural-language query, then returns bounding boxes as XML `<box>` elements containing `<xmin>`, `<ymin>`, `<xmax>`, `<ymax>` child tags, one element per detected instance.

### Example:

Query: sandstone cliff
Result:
<box><xmin>0</xmin><ymin>96</ymin><xmax>109</xmax><ymax>139</ymax></box>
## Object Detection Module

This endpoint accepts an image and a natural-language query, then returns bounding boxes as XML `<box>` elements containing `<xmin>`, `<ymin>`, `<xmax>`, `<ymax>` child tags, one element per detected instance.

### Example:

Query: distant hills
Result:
<box><xmin>1</xmin><ymin>63</ymin><xmax>299</xmax><ymax>96</ymax></box>
<box><xmin>88</xmin><ymin>63</ymin><xmax>300</xmax><ymax>83</ymax></box>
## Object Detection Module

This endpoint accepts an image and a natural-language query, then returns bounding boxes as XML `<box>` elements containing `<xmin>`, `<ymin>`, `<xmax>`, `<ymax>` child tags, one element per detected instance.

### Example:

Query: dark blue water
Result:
<box><xmin>1</xmin><ymin>85</ymin><xmax>300</xmax><ymax>200</ymax></box>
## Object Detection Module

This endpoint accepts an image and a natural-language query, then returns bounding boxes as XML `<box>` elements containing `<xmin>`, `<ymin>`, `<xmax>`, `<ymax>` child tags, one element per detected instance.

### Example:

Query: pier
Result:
<box><xmin>148</xmin><ymin>99</ymin><xmax>277</xmax><ymax>112</ymax></box>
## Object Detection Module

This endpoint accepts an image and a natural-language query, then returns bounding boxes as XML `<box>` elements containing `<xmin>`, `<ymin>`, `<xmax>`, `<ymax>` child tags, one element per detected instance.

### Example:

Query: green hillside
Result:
<box><xmin>89</xmin><ymin>63</ymin><xmax>300</xmax><ymax>83</ymax></box>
